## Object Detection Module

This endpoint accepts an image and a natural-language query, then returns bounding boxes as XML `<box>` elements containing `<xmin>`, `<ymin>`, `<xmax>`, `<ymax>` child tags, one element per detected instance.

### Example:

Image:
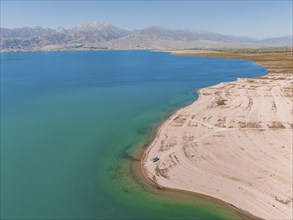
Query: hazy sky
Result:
<box><xmin>1</xmin><ymin>0</ymin><xmax>292</xmax><ymax>39</ymax></box>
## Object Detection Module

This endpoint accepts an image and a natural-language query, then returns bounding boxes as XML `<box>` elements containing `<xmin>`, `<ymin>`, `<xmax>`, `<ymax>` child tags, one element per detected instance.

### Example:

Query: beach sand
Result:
<box><xmin>142</xmin><ymin>50</ymin><xmax>293</xmax><ymax>219</ymax></box>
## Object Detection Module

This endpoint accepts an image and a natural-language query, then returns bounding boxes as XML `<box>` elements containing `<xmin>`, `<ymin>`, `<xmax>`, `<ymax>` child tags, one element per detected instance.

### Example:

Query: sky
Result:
<box><xmin>1</xmin><ymin>0</ymin><xmax>292</xmax><ymax>39</ymax></box>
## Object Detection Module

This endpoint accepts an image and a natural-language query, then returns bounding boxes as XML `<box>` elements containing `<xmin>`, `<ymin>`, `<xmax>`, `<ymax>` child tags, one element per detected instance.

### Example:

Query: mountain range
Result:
<box><xmin>1</xmin><ymin>21</ymin><xmax>292</xmax><ymax>52</ymax></box>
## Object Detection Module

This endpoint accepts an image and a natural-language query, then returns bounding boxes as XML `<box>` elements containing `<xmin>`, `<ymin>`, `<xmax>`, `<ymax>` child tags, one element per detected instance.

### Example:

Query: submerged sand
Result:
<box><xmin>142</xmin><ymin>70</ymin><xmax>293</xmax><ymax>219</ymax></box>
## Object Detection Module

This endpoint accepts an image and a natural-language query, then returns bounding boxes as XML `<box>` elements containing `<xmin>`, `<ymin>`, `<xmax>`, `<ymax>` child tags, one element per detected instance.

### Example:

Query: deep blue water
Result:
<box><xmin>0</xmin><ymin>50</ymin><xmax>266</xmax><ymax>219</ymax></box>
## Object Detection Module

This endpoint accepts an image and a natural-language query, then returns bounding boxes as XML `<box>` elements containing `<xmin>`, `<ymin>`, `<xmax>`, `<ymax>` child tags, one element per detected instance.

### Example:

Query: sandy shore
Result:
<box><xmin>142</xmin><ymin>54</ymin><xmax>293</xmax><ymax>219</ymax></box>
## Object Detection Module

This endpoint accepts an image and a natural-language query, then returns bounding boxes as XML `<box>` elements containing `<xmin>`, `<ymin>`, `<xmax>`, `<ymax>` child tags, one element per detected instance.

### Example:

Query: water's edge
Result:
<box><xmin>134</xmin><ymin>55</ymin><xmax>268</xmax><ymax>219</ymax></box>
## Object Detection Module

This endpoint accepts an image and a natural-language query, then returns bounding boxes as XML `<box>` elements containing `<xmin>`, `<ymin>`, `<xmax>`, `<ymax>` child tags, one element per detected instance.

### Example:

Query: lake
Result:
<box><xmin>1</xmin><ymin>50</ymin><xmax>266</xmax><ymax>219</ymax></box>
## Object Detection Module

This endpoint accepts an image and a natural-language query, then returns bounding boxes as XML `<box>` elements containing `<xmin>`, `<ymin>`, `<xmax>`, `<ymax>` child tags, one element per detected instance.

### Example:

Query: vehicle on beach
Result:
<box><xmin>152</xmin><ymin>156</ymin><xmax>160</xmax><ymax>163</ymax></box>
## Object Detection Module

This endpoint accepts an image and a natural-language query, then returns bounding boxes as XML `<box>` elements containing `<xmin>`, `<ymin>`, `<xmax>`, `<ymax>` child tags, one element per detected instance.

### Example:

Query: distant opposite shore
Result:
<box><xmin>142</xmin><ymin>49</ymin><xmax>293</xmax><ymax>219</ymax></box>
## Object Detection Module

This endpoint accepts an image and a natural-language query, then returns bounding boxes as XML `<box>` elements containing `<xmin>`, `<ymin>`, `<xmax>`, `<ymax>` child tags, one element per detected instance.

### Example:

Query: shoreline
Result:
<box><xmin>135</xmin><ymin>83</ymin><xmax>262</xmax><ymax>220</ymax></box>
<box><xmin>140</xmin><ymin>50</ymin><xmax>293</xmax><ymax>219</ymax></box>
<box><xmin>130</xmin><ymin>122</ymin><xmax>259</xmax><ymax>220</ymax></box>
<box><xmin>134</xmin><ymin>119</ymin><xmax>260</xmax><ymax>220</ymax></box>
<box><xmin>126</xmin><ymin>90</ymin><xmax>260</xmax><ymax>219</ymax></box>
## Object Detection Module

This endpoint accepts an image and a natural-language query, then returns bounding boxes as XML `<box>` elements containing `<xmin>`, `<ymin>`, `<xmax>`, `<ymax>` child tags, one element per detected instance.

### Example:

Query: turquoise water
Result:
<box><xmin>1</xmin><ymin>51</ymin><xmax>266</xmax><ymax>219</ymax></box>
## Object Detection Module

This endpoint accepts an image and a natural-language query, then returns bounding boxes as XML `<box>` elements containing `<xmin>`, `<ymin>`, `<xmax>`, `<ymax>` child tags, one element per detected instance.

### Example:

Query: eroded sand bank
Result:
<box><xmin>142</xmin><ymin>72</ymin><xmax>293</xmax><ymax>219</ymax></box>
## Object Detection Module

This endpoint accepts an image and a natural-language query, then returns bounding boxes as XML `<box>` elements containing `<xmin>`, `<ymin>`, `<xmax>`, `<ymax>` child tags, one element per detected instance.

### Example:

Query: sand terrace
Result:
<box><xmin>143</xmin><ymin>72</ymin><xmax>293</xmax><ymax>219</ymax></box>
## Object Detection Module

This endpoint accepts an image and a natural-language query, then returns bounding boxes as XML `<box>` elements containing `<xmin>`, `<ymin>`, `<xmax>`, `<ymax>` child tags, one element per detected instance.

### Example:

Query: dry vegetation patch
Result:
<box><xmin>172</xmin><ymin>48</ymin><xmax>293</xmax><ymax>74</ymax></box>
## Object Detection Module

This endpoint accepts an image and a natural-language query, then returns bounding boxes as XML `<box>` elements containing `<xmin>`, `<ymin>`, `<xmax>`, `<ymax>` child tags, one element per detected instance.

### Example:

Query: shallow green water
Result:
<box><xmin>1</xmin><ymin>51</ymin><xmax>266</xmax><ymax>219</ymax></box>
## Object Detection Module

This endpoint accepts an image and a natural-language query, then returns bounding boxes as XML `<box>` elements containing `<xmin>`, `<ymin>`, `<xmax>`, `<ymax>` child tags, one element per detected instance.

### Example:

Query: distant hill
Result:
<box><xmin>257</xmin><ymin>35</ymin><xmax>293</xmax><ymax>46</ymax></box>
<box><xmin>130</xmin><ymin>26</ymin><xmax>256</xmax><ymax>43</ymax></box>
<box><xmin>1</xmin><ymin>21</ymin><xmax>292</xmax><ymax>52</ymax></box>
<box><xmin>0</xmin><ymin>26</ymin><xmax>56</xmax><ymax>39</ymax></box>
